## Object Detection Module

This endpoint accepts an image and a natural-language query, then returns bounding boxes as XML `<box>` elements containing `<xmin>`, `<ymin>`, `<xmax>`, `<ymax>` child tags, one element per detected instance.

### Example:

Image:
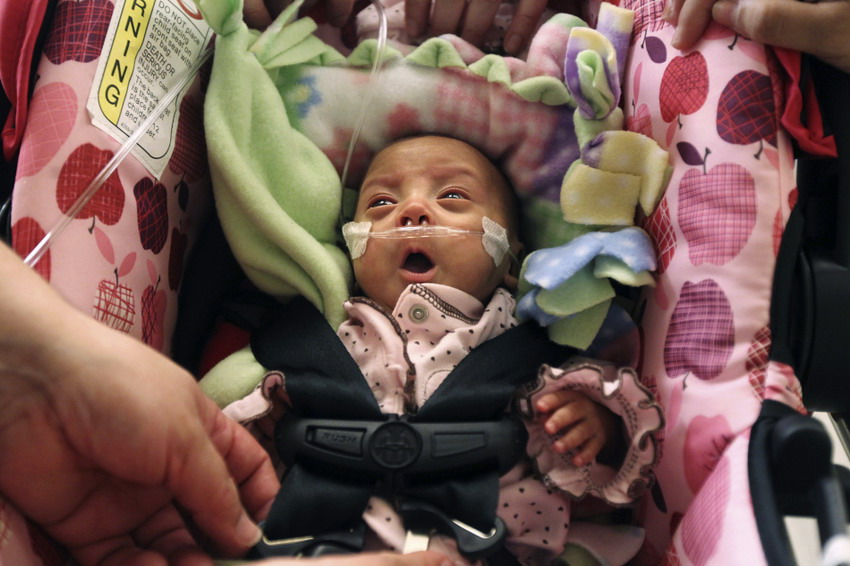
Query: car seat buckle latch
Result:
<box><xmin>249</xmin><ymin>521</ymin><xmax>366</xmax><ymax>558</ymax></box>
<box><xmin>398</xmin><ymin>500</ymin><xmax>507</xmax><ymax>560</ymax></box>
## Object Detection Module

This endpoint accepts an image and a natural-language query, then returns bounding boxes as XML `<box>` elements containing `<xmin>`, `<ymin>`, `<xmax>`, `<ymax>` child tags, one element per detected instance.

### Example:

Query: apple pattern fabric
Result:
<box><xmin>1</xmin><ymin>1</ymin><xmax>211</xmax><ymax>563</ymax></box>
<box><xmin>8</xmin><ymin>0</ymin><xmax>211</xmax><ymax>354</ymax></box>
<box><xmin>622</xmin><ymin>0</ymin><xmax>807</xmax><ymax>563</ymax></box>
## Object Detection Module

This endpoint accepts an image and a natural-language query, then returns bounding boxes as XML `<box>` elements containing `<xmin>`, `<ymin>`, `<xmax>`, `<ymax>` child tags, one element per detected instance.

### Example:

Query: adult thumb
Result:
<box><xmin>712</xmin><ymin>0</ymin><xmax>850</xmax><ymax>71</ymax></box>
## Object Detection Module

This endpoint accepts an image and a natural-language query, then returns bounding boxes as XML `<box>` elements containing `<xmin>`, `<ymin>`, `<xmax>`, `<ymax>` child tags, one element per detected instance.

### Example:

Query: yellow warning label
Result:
<box><xmin>98</xmin><ymin>0</ymin><xmax>155</xmax><ymax>124</ymax></box>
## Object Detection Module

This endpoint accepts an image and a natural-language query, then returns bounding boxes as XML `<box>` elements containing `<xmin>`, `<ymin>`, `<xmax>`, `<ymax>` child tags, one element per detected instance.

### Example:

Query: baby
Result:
<box><xmin>343</xmin><ymin>134</ymin><xmax>619</xmax><ymax>468</ymax></box>
<box><xmin>215</xmin><ymin>134</ymin><xmax>658</xmax><ymax>566</ymax></box>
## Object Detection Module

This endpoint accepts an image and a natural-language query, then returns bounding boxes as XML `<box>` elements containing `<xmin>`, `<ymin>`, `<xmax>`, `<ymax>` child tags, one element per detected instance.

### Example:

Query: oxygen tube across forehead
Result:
<box><xmin>342</xmin><ymin>216</ymin><xmax>515</xmax><ymax>265</ymax></box>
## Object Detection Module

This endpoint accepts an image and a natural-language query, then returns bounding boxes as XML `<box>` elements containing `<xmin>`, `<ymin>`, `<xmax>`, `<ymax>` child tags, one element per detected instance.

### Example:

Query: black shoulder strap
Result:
<box><xmin>416</xmin><ymin>320</ymin><xmax>575</xmax><ymax>422</ymax></box>
<box><xmin>251</xmin><ymin>297</ymin><xmax>575</xmax><ymax>552</ymax></box>
<box><xmin>251</xmin><ymin>296</ymin><xmax>383</xmax><ymax>420</ymax></box>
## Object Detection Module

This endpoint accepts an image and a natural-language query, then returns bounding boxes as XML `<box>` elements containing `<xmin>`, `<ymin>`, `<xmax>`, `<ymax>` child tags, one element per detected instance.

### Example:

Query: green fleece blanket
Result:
<box><xmin>195</xmin><ymin>0</ymin><xmax>669</xmax><ymax>389</ymax></box>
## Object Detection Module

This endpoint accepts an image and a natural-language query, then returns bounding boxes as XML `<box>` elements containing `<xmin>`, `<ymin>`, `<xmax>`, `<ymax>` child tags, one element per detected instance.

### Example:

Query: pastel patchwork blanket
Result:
<box><xmin>196</xmin><ymin>0</ymin><xmax>670</xmax><ymax>364</ymax></box>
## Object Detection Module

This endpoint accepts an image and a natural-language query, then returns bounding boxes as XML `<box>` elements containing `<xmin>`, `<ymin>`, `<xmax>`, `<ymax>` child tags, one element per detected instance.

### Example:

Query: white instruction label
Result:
<box><xmin>87</xmin><ymin>0</ymin><xmax>213</xmax><ymax>178</ymax></box>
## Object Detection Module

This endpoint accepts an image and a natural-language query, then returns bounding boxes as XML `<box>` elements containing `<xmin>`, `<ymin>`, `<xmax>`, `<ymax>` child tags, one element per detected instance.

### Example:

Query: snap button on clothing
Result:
<box><xmin>409</xmin><ymin>305</ymin><xmax>429</xmax><ymax>322</ymax></box>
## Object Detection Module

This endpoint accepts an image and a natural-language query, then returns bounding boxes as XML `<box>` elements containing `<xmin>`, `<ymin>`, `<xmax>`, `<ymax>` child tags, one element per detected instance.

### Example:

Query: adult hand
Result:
<box><xmin>243</xmin><ymin>0</ymin><xmax>356</xmax><ymax>30</ymax></box>
<box><xmin>403</xmin><ymin>0</ymin><xmax>549</xmax><ymax>54</ymax></box>
<box><xmin>535</xmin><ymin>390</ymin><xmax>619</xmax><ymax>467</ymax></box>
<box><xmin>0</xmin><ymin>244</ymin><xmax>279</xmax><ymax>566</ymax></box>
<box><xmin>666</xmin><ymin>0</ymin><xmax>850</xmax><ymax>73</ymax></box>
<box><xmin>255</xmin><ymin>551</ymin><xmax>457</xmax><ymax>566</ymax></box>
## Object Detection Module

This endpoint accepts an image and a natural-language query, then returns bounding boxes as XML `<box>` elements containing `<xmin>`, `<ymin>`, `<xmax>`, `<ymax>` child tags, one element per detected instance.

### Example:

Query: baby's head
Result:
<box><xmin>349</xmin><ymin>135</ymin><xmax>523</xmax><ymax>311</ymax></box>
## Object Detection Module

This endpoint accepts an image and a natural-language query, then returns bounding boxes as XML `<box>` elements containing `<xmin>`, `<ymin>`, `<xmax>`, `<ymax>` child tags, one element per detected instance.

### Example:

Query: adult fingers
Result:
<box><xmin>669</xmin><ymin>0</ymin><xmax>719</xmax><ymax>49</ymax></box>
<box><xmin>307</xmin><ymin>550</ymin><xmax>455</xmax><ymax>566</ymax></box>
<box><xmin>405</xmin><ymin>0</ymin><xmax>432</xmax><ymax>38</ymax></box>
<box><xmin>429</xmin><ymin>0</ymin><xmax>466</xmax><ymax>36</ymax></box>
<box><xmin>243</xmin><ymin>0</ymin><xmax>274</xmax><ymax>29</ymax></box>
<box><xmin>213</xmin><ymin>412</ymin><xmax>279</xmax><ymax>520</ymax></box>
<box><xmin>326</xmin><ymin>0</ymin><xmax>356</xmax><ymax>26</ymax></box>
<box><xmin>661</xmin><ymin>0</ymin><xmax>687</xmax><ymax>24</ymax></box>
<box><xmin>712</xmin><ymin>0</ymin><xmax>850</xmax><ymax>72</ymax></box>
<box><xmin>130</xmin><ymin>503</ymin><xmax>205</xmax><ymax>565</ymax></box>
<box><xmin>166</xmin><ymin>399</ymin><xmax>265</xmax><ymax>558</ymax></box>
<box><xmin>460</xmin><ymin>0</ymin><xmax>503</xmax><ymax>47</ymax></box>
<box><xmin>503</xmin><ymin>0</ymin><xmax>548</xmax><ymax>54</ymax></box>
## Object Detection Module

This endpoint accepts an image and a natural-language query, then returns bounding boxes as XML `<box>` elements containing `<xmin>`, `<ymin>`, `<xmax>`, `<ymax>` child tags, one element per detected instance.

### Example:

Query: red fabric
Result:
<box><xmin>0</xmin><ymin>0</ymin><xmax>50</xmax><ymax>161</ymax></box>
<box><xmin>198</xmin><ymin>320</ymin><xmax>252</xmax><ymax>378</ymax></box>
<box><xmin>773</xmin><ymin>47</ymin><xmax>838</xmax><ymax>158</ymax></box>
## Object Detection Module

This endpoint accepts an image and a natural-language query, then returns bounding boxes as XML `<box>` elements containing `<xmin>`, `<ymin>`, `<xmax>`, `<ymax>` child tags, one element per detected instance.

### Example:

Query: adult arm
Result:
<box><xmin>0</xmin><ymin>243</ymin><xmax>278</xmax><ymax>566</ymax></box>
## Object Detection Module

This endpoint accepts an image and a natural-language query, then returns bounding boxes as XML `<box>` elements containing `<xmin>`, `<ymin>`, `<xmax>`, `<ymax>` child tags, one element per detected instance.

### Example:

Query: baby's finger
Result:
<box><xmin>326</xmin><ymin>0</ymin><xmax>356</xmax><ymax>26</ymax></box>
<box><xmin>564</xmin><ymin>434</ymin><xmax>605</xmax><ymax>467</ymax></box>
<box><xmin>552</xmin><ymin>418</ymin><xmax>590</xmax><ymax>451</ymax></box>
<box><xmin>243</xmin><ymin>0</ymin><xmax>273</xmax><ymax>29</ymax></box>
<box><xmin>543</xmin><ymin>403</ymin><xmax>583</xmax><ymax>436</ymax></box>
<box><xmin>535</xmin><ymin>389</ymin><xmax>581</xmax><ymax>414</ymax></box>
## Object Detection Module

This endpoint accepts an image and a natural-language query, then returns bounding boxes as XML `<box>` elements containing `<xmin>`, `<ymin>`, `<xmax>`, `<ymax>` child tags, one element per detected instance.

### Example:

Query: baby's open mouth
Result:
<box><xmin>402</xmin><ymin>252</ymin><xmax>434</xmax><ymax>274</ymax></box>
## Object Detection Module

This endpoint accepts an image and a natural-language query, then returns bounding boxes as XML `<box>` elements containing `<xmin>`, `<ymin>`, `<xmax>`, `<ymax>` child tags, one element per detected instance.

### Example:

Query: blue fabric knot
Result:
<box><xmin>516</xmin><ymin>227</ymin><xmax>656</xmax><ymax>331</ymax></box>
<box><xmin>524</xmin><ymin>227</ymin><xmax>655</xmax><ymax>290</ymax></box>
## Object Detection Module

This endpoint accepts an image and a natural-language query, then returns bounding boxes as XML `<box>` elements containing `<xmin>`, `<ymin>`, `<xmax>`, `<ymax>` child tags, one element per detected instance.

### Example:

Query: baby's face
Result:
<box><xmin>352</xmin><ymin>136</ymin><xmax>520</xmax><ymax>311</ymax></box>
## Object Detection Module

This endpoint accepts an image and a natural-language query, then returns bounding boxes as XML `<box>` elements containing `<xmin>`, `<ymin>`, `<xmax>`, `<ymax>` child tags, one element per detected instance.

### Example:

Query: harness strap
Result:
<box><xmin>251</xmin><ymin>297</ymin><xmax>574</xmax><ymax>559</ymax></box>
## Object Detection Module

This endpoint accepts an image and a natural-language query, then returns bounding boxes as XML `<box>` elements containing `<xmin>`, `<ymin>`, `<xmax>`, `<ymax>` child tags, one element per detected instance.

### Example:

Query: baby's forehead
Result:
<box><xmin>364</xmin><ymin>136</ymin><xmax>510</xmax><ymax>189</ymax></box>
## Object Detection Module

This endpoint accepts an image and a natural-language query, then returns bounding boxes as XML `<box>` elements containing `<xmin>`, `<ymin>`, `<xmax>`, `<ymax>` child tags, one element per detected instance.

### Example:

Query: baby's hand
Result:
<box><xmin>535</xmin><ymin>390</ymin><xmax>619</xmax><ymax>467</ymax></box>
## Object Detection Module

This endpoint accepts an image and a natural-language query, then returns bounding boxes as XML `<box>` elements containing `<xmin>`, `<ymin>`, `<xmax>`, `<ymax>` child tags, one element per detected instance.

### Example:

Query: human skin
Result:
<box><xmin>351</xmin><ymin>136</ymin><xmax>616</xmax><ymax>465</ymax></box>
<box><xmin>0</xmin><ymin>244</ymin><xmax>276</xmax><ymax>565</ymax></box>
<box><xmin>404</xmin><ymin>0</ymin><xmax>548</xmax><ymax>53</ymax></box>
<box><xmin>0</xmin><ymin>242</ymin><xmax>457</xmax><ymax>566</ymax></box>
<box><xmin>351</xmin><ymin>135</ymin><xmax>522</xmax><ymax>312</ymax></box>
<box><xmin>666</xmin><ymin>0</ymin><xmax>850</xmax><ymax>73</ymax></box>
<box><xmin>242</xmin><ymin>0</ymin><xmax>356</xmax><ymax>29</ymax></box>
<box><xmin>243</xmin><ymin>0</ymin><xmax>581</xmax><ymax>55</ymax></box>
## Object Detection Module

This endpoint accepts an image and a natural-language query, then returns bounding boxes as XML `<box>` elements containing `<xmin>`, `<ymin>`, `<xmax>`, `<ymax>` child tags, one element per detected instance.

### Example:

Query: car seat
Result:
<box><xmin>1</xmin><ymin>0</ymin><xmax>849</xmax><ymax>565</ymax></box>
<box><xmin>620</xmin><ymin>0</ymin><xmax>850</xmax><ymax>563</ymax></box>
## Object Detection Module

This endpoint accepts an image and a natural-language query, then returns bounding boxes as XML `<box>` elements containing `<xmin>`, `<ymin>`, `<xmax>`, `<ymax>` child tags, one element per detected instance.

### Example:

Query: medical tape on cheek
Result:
<box><xmin>342</xmin><ymin>221</ymin><xmax>372</xmax><ymax>259</ymax></box>
<box><xmin>341</xmin><ymin>217</ymin><xmax>512</xmax><ymax>265</ymax></box>
<box><xmin>481</xmin><ymin>216</ymin><xmax>511</xmax><ymax>266</ymax></box>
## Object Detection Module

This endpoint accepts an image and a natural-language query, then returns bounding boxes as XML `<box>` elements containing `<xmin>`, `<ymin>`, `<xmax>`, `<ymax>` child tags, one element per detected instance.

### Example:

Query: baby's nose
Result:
<box><xmin>398</xmin><ymin>200</ymin><xmax>431</xmax><ymax>227</ymax></box>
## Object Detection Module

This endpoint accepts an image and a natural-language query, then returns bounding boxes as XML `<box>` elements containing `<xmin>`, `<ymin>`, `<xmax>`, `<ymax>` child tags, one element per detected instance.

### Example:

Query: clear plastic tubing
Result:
<box><xmin>24</xmin><ymin>46</ymin><xmax>214</xmax><ymax>268</ymax></box>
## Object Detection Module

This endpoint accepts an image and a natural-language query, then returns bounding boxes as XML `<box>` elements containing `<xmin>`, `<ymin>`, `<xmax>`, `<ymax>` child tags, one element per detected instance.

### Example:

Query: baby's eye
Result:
<box><xmin>367</xmin><ymin>196</ymin><xmax>396</xmax><ymax>208</ymax></box>
<box><xmin>439</xmin><ymin>188</ymin><xmax>468</xmax><ymax>200</ymax></box>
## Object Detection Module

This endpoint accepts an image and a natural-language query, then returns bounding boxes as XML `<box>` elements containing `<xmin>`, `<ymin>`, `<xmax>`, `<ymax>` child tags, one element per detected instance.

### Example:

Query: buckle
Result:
<box><xmin>399</xmin><ymin>501</ymin><xmax>506</xmax><ymax>560</ymax></box>
<box><xmin>275</xmin><ymin>412</ymin><xmax>526</xmax><ymax>478</ymax></box>
<box><xmin>248</xmin><ymin>522</ymin><xmax>366</xmax><ymax>558</ymax></box>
